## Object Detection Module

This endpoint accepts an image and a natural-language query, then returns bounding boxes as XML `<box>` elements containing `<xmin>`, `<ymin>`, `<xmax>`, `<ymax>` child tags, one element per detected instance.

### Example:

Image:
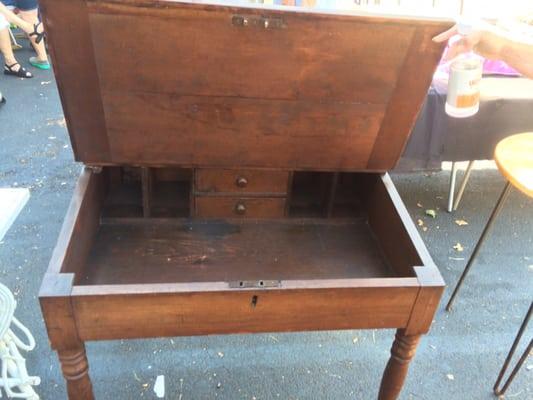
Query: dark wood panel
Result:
<box><xmin>73</xmin><ymin>286</ymin><xmax>419</xmax><ymax>340</ymax></box>
<box><xmin>196</xmin><ymin>169</ymin><xmax>289</xmax><ymax>194</ymax></box>
<box><xmin>80</xmin><ymin>219</ymin><xmax>395</xmax><ymax>285</ymax></box>
<box><xmin>102</xmin><ymin>92</ymin><xmax>383</xmax><ymax>169</ymax></box>
<box><xmin>358</xmin><ymin>173</ymin><xmax>440</xmax><ymax>282</ymax></box>
<box><xmin>359</xmin><ymin>174</ymin><xmax>421</xmax><ymax>277</ymax></box>
<box><xmin>367</xmin><ymin>25</ymin><xmax>448</xmax><ymax>169</ymax></box>
<box><xmin>41</xmin><ymin>0</ymin><xmax>451</xmax><ymax>168</ymax></box>
<box><xmin>141</xmin><ymin>167</ymin><xmax>153</xmax><ymax>217</ymax></box>
<box><xmin>405</xmin><ymin>266</ymin><xmax>444</xmax><ymax>335</ymax></box>
<box><xmin>89</xmin><ymin>5</ymin><xmax>412</xmax><ymax>103</ymax></box>
<box><xmin>39</xmin><ymin>0</ymin><xmax>110</xmax><ymax>162</ymax></box>
<box><xmin>46</xmin><ymin>168</ymin><xmax>105</xmax><ymax>277</ymax></box>
<box><xmin>195</xmin><ymin>196</ymin><xmax>286</xmax><ymax>218</ymax></box>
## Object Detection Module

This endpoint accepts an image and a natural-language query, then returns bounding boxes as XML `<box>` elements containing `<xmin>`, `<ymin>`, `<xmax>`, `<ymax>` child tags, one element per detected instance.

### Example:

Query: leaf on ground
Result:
<box><xmin>416</xmin><ymin>202</ymin><xmax>423</xmax><ymax>208</ymax></box>
<box><xmin>455</xmin><ymin>219</ymin><xmax>469</xmax><ymax>226</ymax></box>
<box><xmin>422</xmin><ymin>226</ymin><xmax>428</xmax><ymax>232</ymax></box>
<box><xmin>425</xmin><ymin>209</ymin><xmax>437</xmax><ymax>218</ymax></box>
<box><xmin>417</xmin><ymin>219</ymin><xmax>424</xmax><ymax>226</ymax></box>
<box><xmin>453</xmin><ymin>243</ymin><xmax>464</xmax><ymax>252</ymax></box>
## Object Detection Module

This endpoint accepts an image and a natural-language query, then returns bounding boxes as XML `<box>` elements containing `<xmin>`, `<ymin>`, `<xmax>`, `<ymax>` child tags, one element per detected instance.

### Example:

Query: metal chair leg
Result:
<box><xmin>447</xmin><ymin>162</ymin><xmax>459</xmax><ymax>213</ymax></box>
<box><xmin>9</xmin><ymin>28</ymin><xmax>23</xmax><ymax>51</ymax></box>
<box><xmin>453</xmin><ymin>160</ymin><xmax>475</xmax><ymax>211</ymax></box>
<box><xmin>446</xmin><ymin>181</ymin><xmax>512</xmax><ymax>311</ymax></box>
<box><xmin>493</xmin><ymin>303</ymin><xmax>532</xmax><ymax>396</ymax></box>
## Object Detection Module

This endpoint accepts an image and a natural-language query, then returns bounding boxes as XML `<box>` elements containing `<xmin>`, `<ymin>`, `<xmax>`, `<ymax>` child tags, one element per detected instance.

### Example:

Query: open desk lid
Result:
<box><xmin>41</xmin><ymin>0</ymin><xmax>452</xmax><ymax>171</ymax></box>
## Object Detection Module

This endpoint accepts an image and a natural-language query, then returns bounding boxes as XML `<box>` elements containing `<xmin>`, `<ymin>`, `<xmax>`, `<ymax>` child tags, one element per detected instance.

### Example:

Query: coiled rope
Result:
<box><xmin>0</xmin><ymin>283</ymin><xmax>40</xmax><ymax>399</ymax></box>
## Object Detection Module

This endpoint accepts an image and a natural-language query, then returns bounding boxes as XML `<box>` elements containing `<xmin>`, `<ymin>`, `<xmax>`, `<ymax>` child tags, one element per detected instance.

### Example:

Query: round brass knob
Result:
<box><xmin>236</xmin><ymin>176</ymin><xmax>248</xmax><ymax>188</ymax></box>
<box><xmin>235</xmin><ymin>202</ymin><xmax>246</xmax><ymax>215</ymax></box>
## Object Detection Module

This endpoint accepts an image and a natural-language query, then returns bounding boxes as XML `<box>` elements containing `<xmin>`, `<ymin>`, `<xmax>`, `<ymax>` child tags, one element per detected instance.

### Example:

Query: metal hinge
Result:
<box><xmin>229</xmin><ymin>280</ymin><xmax>281</xmax><ymax>289</ymax></box>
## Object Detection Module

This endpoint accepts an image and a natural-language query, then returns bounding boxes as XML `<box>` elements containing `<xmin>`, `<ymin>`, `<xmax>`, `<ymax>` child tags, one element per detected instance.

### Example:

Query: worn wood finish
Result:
<box><xmin>40</xmin><ymin>0</ymin><xmax>450</xmax><ymax>170</ymax></box>
<box><xmin>195</xmin><ymin>169</ymin><xmax>289</xmax><ymax>195</ymax></box>
<box><xmin>46</xmin><ymin>167</ymin><xmax>105</xmax><ymax>277</ymax></box>
<box><xmin>79</xmin><ymin>218</ymin><xmax>393</xmax><ymax>285</ymax></box>
<box><xmin>40</xmin><ymin>1</ymin><xmax>449</xmax><ymax>398</ymax></box>
<box><xmin>406</xmin><ymin>267</ymin><xmax>445</xmax><ymax>335</ymax></box>
<box><xmin>103</xmin><ymin>93</ymin><xmax>383</xmax><ymax>169</ymax></box>
<box><xmin>40</xmin><ymin>167</ymin><xmax>444</xmax><ymax>399</ymax></box>
<box><xmin>367</xmin><ymin>25</ymin><xmax>446</xmax><ymax>169</ymax></box>
<box><xmin>39</xmin><ymin>274</ymin><xmax>94</xmax><ymax>399</ymax></box>
<box><xmin>58</xmin><ymin>346</ymin><xmax>94</xmax><ymax>400</ymax></box>
<box><xmin>378</xmin><ymin>330</ymin><xmax>421</xmax><ymax>400</ymax></box>
<box><xmin>72</xmin><ymin>286</ymin><xmax>418</xmax><ymax>341</ymax></box>
<box><xmin>141</xmin><ymin>167</ymin><xmax>153</xmax><ymax>217</ymax></box>
<box><xmin>359</xmin><ymin>174</ymin><xmax>423</xmax><ymax>277</ymax></box>
<box><xmin>195</xmin><ymin>196</ymin><xmax>286</xmax><ymax>218</ymax></box>
<box><xmin>39</xmin><ymin>0</ymin><xmax>110</xmax><ymax>163</ymax></box>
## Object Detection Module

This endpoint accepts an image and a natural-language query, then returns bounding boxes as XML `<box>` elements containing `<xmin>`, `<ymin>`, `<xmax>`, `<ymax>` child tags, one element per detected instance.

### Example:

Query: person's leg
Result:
<box><xmin>0</xmin><ymin>3</ymin><xmax>47</xmax><ymax>69</ymax></box>
<box><xmin>14</xmin><ymin>1</ymin><xmax>48</xmax><ymax>63</ymax></box>
<box><xmin>0</xmin><ymin>26</ymin><xmax>32</xmax><ymax>77</ymax></box>
<box><xmin>0</xmin><ymin>3</ymin><xmax>34</xmax><ymax>31</ymax></box>
<box><xmin>0</xmin><ymin>26</ymin><xmax>18</xmax><ymax>67</ymax></box>
<box><xmin>0</xmin><ymin>15</ymin><xmax>32</xmax><ymax>77</ymax></box>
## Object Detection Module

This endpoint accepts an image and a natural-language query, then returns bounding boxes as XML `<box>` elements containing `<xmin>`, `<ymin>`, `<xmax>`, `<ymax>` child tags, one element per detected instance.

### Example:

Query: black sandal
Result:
<box><xmin>4</xmin><ymin>63</ymin><xmax>33</xmax><ymax>78</ymax></box>
<box><xmin>29</xmin><ymin>22</ymin><xmax>45</xmax><ymax>45</ymax></box>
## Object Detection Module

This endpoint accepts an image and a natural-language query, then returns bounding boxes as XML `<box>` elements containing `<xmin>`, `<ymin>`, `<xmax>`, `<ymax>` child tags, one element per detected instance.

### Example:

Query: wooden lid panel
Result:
<box><xmin>41</xmin><ymin>0</ymin><xmax>451</xmax><ymax>170</ymax></box>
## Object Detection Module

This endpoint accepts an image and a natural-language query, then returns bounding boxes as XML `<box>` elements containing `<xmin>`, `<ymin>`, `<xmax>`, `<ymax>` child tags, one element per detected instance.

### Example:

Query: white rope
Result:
<box><xmin>0</xmin><ymin>283</ymin><xmax>40</xmax><ymax>399</ymax></box>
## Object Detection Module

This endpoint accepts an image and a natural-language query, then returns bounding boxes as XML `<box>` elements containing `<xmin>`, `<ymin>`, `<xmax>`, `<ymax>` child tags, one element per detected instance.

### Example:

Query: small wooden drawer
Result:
<box><xmin>195</xmin><ymin>169</ymin><xmax>289</xmax><ymax>194</ymax></box>
<box><xmin>195</xmin><ymin>196</ymin><xmax>286</xmax><ymax>218</ymax></box>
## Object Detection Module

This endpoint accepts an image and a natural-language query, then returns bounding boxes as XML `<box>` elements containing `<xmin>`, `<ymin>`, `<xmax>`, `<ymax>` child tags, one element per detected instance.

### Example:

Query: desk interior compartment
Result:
<box><xmin>59</xmin><ymin>167</ymin><xmax>428</xmax><ymax>288</ymax></box>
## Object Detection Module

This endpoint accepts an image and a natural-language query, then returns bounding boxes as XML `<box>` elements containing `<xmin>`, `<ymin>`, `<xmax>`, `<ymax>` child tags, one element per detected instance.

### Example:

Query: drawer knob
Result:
<box><xmin>235</xmin><ymin>202</ymin><xmax>246</xmax><ymax>215</ymax></box>
<box><xmin>235</xmin><ymin>176</ymin><xmax>248</xmax><ymax>188</ymax></box>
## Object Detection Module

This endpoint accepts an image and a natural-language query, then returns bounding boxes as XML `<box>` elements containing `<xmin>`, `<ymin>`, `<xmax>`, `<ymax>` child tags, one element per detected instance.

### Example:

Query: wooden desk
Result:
<box><xmin>38</xmin><ymin>1</ymin><xmax>452</xmax><ymax>398</ymax></box>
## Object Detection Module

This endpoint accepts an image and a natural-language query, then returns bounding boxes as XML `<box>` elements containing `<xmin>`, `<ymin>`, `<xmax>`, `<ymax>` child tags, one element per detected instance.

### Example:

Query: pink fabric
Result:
<box><xmin>482</xmin><ymin>59</ymin><xmax>520</xmax><ymax>76</ymax></box>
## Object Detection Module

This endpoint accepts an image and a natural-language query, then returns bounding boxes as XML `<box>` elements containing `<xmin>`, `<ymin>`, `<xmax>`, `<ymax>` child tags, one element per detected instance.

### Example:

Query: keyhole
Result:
<box><xmin>251</xmin><ymin>295</ymin><xmax>258</xmax><ymax>308</ymax></box>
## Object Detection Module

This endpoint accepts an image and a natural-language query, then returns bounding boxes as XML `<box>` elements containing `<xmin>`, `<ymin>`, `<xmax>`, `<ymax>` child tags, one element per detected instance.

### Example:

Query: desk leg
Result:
<box><xmin>57</xmin><ymin>344</ymin><xmax>94</xmax><ymax>399</ymax></box>
<box><xmin>378</xmin><ymin>330</ymin><xmax>421</xmax><ymax>400</ymax></box>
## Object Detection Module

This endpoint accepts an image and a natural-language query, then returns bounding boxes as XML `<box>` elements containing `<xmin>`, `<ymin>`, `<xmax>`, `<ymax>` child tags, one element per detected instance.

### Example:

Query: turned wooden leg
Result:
<box><xmin>57</xmin><ymin>345</ymin><xmax>94</xmax><ymax>400</ymax></box>
<box><xmin>378</xmin><ymin>329</ymin><xmax>421</xmax><ymax>400</ymax></box>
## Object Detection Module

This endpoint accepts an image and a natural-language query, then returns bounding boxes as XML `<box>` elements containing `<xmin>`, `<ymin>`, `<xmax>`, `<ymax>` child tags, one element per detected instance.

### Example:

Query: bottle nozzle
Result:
<box><xmin>456</xmin><ymin>16</ymin><xmax>476</xmax><ymax>36</ymax></box>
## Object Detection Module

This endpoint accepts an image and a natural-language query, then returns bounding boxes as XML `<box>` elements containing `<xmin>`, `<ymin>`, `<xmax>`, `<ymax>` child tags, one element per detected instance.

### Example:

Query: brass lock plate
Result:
<box><xmin>232</xmin><ymin>15</ymin><xmax>286</xmax><ymax>30</ymax></box>
<box><xmin>229</xmin><ymin>280</ymin><xmax>281</xmax><ymax>288</ymax></box>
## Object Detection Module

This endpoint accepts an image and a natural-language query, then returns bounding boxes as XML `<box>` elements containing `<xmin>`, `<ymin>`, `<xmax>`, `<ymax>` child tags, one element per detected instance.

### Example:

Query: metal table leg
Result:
<box><xmin>453</xmin><ymin>160</ymin><xmax>475</xmax><ymax>211</ymax></box>
<box><xmin>446</xmin><ymin>181</ymin><xmax>512</xmax><ymax>311</ymax></box>
<box><xmin>447</xmin><ymin>162</ymin><xmax>459</xmax><ymax>213</ymax></box>
<box><xmin>493</xmin><ymin>303</ymin><xmax>532</xmax><ymax>396</ymax></box>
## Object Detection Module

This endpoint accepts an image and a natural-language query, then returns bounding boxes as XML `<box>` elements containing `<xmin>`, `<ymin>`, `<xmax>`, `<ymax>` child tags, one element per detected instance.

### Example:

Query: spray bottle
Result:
<box><xmin>445</xmin><ymin>18</ymin><xmax>483</xmax><ymax>118</ymax></box>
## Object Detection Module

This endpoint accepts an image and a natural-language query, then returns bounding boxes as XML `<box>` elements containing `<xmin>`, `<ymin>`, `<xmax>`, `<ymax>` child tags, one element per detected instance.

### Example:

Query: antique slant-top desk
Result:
<box><xmin>38</xmin><ymin>0</ymin><xmax>451</xmax><ymax>398</ymax></box>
